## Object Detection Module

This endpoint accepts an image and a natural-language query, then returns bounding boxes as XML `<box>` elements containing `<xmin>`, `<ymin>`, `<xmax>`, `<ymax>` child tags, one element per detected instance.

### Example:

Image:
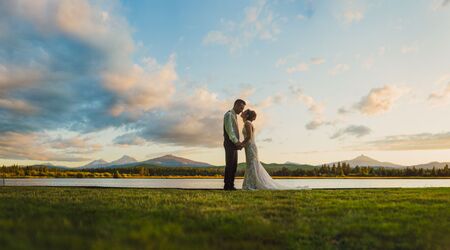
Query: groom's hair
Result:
<box><xmin>234</xmin><ymin>99</ymin><xmax>246</xmax><ymax>106</ymax></box>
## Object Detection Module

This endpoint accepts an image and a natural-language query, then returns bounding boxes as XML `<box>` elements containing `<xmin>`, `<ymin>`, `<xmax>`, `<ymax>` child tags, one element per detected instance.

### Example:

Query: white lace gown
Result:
<box><xmin>242</xmin><ymin>121</ymin><xmax>309</xmax><ymax>190</ymax></box>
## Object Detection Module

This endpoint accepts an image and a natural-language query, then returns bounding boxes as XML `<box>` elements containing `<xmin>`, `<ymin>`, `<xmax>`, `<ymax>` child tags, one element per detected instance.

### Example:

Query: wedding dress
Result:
<box><xmin>242</xmin><ymin>121</ymin><xmax>309</xmax><ymax>190</ymax></box>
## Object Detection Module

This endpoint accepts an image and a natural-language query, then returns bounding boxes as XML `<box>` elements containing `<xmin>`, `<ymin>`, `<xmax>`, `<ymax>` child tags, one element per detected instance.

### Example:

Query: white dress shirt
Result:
<box><xmin>224</xmin><ymin>109</ymin><xmax>239</xmax><ymax>144</ymax></box>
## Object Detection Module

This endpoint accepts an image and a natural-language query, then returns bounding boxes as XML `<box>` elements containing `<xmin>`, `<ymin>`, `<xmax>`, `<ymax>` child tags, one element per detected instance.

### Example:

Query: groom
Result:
<box><xmin>223</xmin><ymin>99</ymin><xmax>246</xmax><ymax>190</ymax></box>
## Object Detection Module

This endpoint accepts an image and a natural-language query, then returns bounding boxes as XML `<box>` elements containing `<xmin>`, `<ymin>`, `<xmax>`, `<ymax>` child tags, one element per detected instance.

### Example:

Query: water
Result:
<box><xmin>2</xmin><ymin>178</ymin><xmax>450</xmax><ymax>189</ymax></box>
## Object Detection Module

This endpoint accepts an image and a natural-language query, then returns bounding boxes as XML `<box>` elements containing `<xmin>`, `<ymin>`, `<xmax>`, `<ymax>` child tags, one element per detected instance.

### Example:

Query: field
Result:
<box><xmin>0</xmin><ymin>187</ymin><xmax>449</xmax><ymax>250</ymax></box>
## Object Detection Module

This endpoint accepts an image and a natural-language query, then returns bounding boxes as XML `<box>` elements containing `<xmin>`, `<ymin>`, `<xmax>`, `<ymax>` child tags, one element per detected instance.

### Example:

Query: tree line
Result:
<box><xmin>1</xmin><ymin>163</ymin><xmax>449</xmax><ymax>178</ymax></box>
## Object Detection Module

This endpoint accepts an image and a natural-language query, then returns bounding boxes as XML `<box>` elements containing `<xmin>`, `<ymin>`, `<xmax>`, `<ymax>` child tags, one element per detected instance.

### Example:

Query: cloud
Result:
<box><xmin>428</xmin><ymin>75</ymin><xmax>450</xmax><ymax>105</ymax></box>
<box><xmin>296</xmin><ymin>14</ymin><xmax>306</xmax><ymax>20</ymax></box>
<box><xmin>0</xmin><ymin>98</ymin><xmax>39</xmax><ymax>115</ymax></box>
<box><xmin>338</xmin><ymin>107</ymin><xmax>351</xmax><ymax>115</ymax></box>
<box><xmin>0</xmin><ymin>132</ymin><xmax>93</xmax><ymax>162</ymax></box>
<box><xmin>290</xmin><ymin>86</ymin><xmax>333</xmax><ymax>130</ymax></box>
<box><xmin>431</xmin><ymin>0</ymin><xmax>450</xmax><ymax>10</ymax></box>
<box><xmin>113</xmin><ymin>133</ymin><xmax>147</xmax><ymax>146</ymax></box>
<box><xmin>203</xmin><ymin>0</ymin><xmax>281</xmax><ymax>52</ymax></box>
<box><xmin>401</xmin><ymin>43</ymin><xmax>419</xmax><ymax>54</ymax></box>
<box><xmin>356</xmin><ymin>132</ymin><xmax>450</xmax><ymax>151</ymax></box>
<box><xmin>48</xmin><ymin>136</ymin><xmax>103</xmax><ymax>153</ymax></box>
<box><xmin>310</xmin><ymin>57</ymin><xmax>326</xmax><ymax>65</ymax></box>
<box><xmin>103</xmin><ymin>54</ymin><xmax>177</xmax><ymax>117</ymax></box>
<box><xmin>329</xmin><ymin>64</ymin><xmax>350</xmax><ymax>75</ymax></box>
<box><xmin>278</xmin><ymin>56</ymin><xmax>325</xmax><ymax>73</ymax></box>
<box><xmin>111</xmin><ymin>86</ymin><xmax>281</xmax><ymax>148</ymax></box>
<box><xmin>330</xmin><ymin>125</ymin><xmax>371</xmax><ymax>139</ymax></box>
<box><xmin>342</xmin><ymin>10</ymin><xmax>364</xmax><ymax>24</ymax></box>
<box><xmin>286</xmin><ymin>63</ymin><xmax>309</xmax><ymax>73</ymax></box>
<box><xmin>0</xmin><ymin>0</ymin><xmax>181</xmax><ymax>162</ymax></box>
<box><xmin>256</xmin><ymin>94</ymin><xmax>284</xmax><ymax>109</ymax></box>
<box><xmin>128</xmin><ymin>88</ymin><xmax>229</xmax><ymax>147</ymax></box>
<box><xmin>353</xmin><ymin>85</ymin><xmax>408</xmax><ymax>115</ymax></box>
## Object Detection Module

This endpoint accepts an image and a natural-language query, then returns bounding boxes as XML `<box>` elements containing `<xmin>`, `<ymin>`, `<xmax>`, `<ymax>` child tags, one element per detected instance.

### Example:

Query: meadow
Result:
<box><xmin>0</xmin><ymin>187</ymin><xmax>449</xmax><ymax>250</ymax></box>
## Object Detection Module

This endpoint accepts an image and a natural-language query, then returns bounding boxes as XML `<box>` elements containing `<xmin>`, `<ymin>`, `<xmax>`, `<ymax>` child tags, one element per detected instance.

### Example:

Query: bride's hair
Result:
<box><xmin>245</xmin><ymin>109</ymin><xmax>257</xmax><ymax>121</ymax></box>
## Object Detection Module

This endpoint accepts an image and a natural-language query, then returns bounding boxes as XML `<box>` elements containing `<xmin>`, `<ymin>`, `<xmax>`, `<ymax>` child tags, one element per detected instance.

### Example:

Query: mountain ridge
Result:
<box><xmin>24</xmin><ymin>154</ymin><xmax>450</xmax><ymax>169</ymax></box>
<box><xmin>327</xmin><ymin>155</ymin><xmax>404</xmax><ymax>168</ymax></box>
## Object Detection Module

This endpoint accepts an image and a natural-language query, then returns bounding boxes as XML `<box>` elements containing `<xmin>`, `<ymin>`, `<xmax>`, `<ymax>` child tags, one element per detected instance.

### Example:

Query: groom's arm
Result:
<box><xmin>224</xmin><ymin>112</ymin><xmax>239</xmax><ymax>144</ymax></box>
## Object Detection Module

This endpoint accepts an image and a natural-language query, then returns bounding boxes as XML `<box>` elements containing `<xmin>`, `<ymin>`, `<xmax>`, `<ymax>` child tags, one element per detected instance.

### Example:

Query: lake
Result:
<box><xmin>2</xmin><ymin>178</ymin><xmax>450</xmax><ymax>189</ymax></box>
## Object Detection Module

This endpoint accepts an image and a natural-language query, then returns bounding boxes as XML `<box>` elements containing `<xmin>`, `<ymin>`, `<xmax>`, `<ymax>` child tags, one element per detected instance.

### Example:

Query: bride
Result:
<box><xmin>240</xmin><ymin>109</ymin><xmax>309</xmax><ymax>190</ymax></box>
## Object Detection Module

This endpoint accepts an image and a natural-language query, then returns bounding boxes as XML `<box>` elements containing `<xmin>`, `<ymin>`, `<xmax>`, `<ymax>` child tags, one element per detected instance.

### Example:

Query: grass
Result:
<box><xmin>0</xmin><ymin>187</ymin><xmax>449</xmax><ymax>250</ymax></box>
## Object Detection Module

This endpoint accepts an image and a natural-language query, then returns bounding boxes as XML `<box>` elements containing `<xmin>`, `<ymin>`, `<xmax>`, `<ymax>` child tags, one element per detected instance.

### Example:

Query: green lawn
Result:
<box><xmin>0</xmin><ymin>187</ymin><xmax>449</xmax><ymax>250</ymax></box>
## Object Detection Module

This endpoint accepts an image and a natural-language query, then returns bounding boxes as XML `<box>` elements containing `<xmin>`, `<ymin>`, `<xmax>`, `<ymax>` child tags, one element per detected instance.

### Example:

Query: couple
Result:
<box><xmin>223</xmin><ymin>99</ymin><xmax>308</xmax><ymax>190</ymax></box>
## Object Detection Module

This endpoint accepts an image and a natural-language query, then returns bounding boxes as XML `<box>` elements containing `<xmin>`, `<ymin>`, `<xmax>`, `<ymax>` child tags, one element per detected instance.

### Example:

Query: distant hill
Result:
<box><xmin>141</xmin><ymin>155</ymin><xmax>213</xmax><ymax>167</ymax></box>
<box><xmin>235</xmin><ymin>162</ymin><xmax>316</xmax><ymax>171</ymax></box>
<box><xmin>108</xmin><ymin>155</ymin><xmax>138</xmax><ymax>167</ymax></box>
<box><xmin>78</xmin><ymin>155</ymin><xmax>137</xmax><ymax>169</ymax></box>
<box><xmin>328</xmin><ymin>155</ymin><xmax>404</xmax><ymax>168</ymax></box>
<box><xmin>31</xmin><ymin>163</ymin><xmax>70</xmax><ymax>170</ymax></box>
<box><xmin>77</xmin><ymin>154</ymin><xmax>212</xmax><ymax>169</ymax></box>
<box><xmin>80</xmin><ymin>159</ymin><xmax>109</xmax><ymax>169</ymax></box>
<box><xmin>18</xmin><ymin>154</ymin><xmax>450</xmax><ymax>171</ymax></box>
<box><xmin>412</xmin><ymin>161</ymin><xmax>450</xmax><ymax>169</ymax></box>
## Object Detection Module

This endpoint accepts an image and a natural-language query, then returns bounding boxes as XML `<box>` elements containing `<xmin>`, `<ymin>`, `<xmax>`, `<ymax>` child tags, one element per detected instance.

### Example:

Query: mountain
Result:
<box><xmin>80</xmin><ymin>159</ymin><xmax>109</xmax><ymax>169</ymax></box>
<box><xmin>330</xmin><ymin>155</ymin><xmax>404</xmax><ymax>168</ymax></box>
<box><xmin>31</xmin><ymin>163</ymin><xmax>70</xmax><ymax>169</ymax></box>
<box><xmin>285</xmin><ymin>161</ymin><xmax>303</xmax><ymax>165</ymax></box>
<box><xmin>142</xmin><ymin>154</ymin><xmax>213</xmax><ymax>167</ymax></box>
<box><xmin>235</xmin><ymin>162</ymin><xmax>316</xmax><ymax>171</ymax></box>
<box><xmin>412</xmin><ymin>161</ymin><xmax>450</xmax><ymax>169</ymax></box>
<box><xmin>108</xmin><ymin>155</ymin><xmax>137</xmax><ymax>166</ymax></box>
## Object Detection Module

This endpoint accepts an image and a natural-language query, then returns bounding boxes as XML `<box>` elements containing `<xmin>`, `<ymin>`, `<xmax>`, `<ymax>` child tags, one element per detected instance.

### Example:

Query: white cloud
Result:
<box><xmin>354</xmin><ymin>85</ymin><xmax>408</xmax><ymax>115</ymax></box>
<box><xmin>0</xmin><ymin>98</ymin><xmax>39</xmax><ymax>114</ymax></box>
<box><xmin>342</xmin><ymin>10</ymin><xmax>364</xmax><ymax>24</ymax></box>
<box><xmin>103</xmin><ymin>54</ymin><xmax>177</xmax><ymax>118</ymax></box>
<box><xmin>290</xmin><ymin>86</ymin><xmax>334</xmax><ymax>130</ymax></box>
<box><xmin>331</xmin><ymin>125</ymin><xmax>371</xmax><ymax>139</ymax></box>
<box><xmin>0</xmin><ymin>0</ymin><xmax>182</xmax><ymax>162</ymax></box>
<box><xmin>310</xmin><ymin>57</ymin><xmax>326</xmax><ymax>65</ymax></box>
<box><xmin>122</xmin><ymin>86</ymin><xmax>276</xmax><ymax>148</ymax></box>
<box><xmin>329</xmin><ymin>64</ymin><xmax>350</xmax><ymax>75</ymax></box>
<box><xmin>0</xmin><ymin>132</ymin><xmax>97</xmax><ymax>162</ymax></box>
<box><xmin>428</xmin><ymin>74</ymin><xmax>450</xmax><ymax>105</ymax></box>
<box><xmin>431</xmin><ymin>0</ymin><xmax>450</xmax><ymax>11</ymax></box>
<box><xmin>203</xmin><ymin>0</ymin><xmax>281</xmax><ymax>52</ymax></box>
<box><xmin>357</xmin><ymin>132</ymin><xmax>450</xmax><ymax>151</ymax></box>
<box><xmin>286</xmin><ymin>63</ymin><xmax>309</xmax><ymax>74</ymax></box>
<box><xmin>278</xmin><ymin>56</ymin><xmax>325</xmax><ymax>73</ymax></box>
<box><xmin>401</xmin><ymin>43</ymin><xmax>419</xmax><ymax>54</ymax></box>
<box><xmin>296</xmin><ymin>14</ymin><xmax>306</xmax><ymax>20</ymax></box>
<box><xmin>113</xmin><ymin>133</ymin><xmax>147</xmax><ymax>146</ymax></box>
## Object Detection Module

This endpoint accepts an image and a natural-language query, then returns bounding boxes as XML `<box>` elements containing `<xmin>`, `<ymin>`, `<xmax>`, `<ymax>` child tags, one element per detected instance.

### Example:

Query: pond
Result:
<box><xmin>2</xmin><ymin>178</ymin><xmax>450</xmax><ymax>189</ymax></box>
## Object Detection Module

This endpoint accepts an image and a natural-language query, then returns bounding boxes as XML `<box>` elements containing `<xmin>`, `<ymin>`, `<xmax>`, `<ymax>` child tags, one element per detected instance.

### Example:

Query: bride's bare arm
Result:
<box><xmin>242</xmin><ymin>122</ymin><xmax>253</xmax><ymax>146</ymax></box>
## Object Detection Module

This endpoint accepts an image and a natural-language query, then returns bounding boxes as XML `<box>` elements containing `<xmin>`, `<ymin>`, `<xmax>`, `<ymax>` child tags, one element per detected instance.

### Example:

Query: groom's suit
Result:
<box><xmin>223</xmin><ymin>109</ymin><xmax>239</xmax><ymax>189</ymax></box>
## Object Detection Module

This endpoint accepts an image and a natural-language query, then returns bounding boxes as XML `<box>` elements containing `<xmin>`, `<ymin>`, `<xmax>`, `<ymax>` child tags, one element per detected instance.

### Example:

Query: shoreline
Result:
<box><xmin>2</xmin><ymin>176</ymin><xmax>450</xmax><ymax>179</ymax></box>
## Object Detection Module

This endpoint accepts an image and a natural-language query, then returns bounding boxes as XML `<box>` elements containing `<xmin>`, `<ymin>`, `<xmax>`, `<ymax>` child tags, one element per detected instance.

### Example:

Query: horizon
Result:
<box><xmin>2</xmin><ymin>0</ymin><xmax>450</xmax><ymax>167</ymax></box>
<box><xmin>3</xmin><ymin>153</ymin><xmax>449</xmax><ymax>169</ymax></box>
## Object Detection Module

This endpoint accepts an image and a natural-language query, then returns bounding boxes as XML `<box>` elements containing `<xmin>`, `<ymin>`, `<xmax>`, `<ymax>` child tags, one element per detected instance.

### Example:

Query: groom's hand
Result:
<box><xmin>235</xmin><ymin>142</ymin><xmax>243</xmax><ymax>150</ymax></box>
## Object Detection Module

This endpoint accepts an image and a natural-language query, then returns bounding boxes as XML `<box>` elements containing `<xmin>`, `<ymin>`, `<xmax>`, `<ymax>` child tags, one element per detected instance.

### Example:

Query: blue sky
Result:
<box><xmin>1</xmin><ymin>0</ymin><xmax>450</xmax><ymax>167</ymax></box>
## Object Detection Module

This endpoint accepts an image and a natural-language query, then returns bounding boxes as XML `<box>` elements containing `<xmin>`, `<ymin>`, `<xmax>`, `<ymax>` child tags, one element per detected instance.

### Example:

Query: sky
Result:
<box><xmin>1</xmin><ymin>0</ymin><xmax>450</xmax><ymax>167</ymax></box>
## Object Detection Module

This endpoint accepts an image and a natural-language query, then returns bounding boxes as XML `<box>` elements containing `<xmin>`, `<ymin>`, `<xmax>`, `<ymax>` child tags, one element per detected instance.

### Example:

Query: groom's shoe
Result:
<box><xmin>224</xmin><ymin>185</ymin><xmax>237</xmax><ymax>191</ymax></box>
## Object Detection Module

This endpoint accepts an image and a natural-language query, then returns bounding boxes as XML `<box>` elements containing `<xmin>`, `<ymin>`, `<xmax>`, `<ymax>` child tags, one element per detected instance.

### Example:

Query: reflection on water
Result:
<box><xmin>2</xmin><ymin>178</ymin><xmax>450</xmax><ymax>189</ymax></box>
